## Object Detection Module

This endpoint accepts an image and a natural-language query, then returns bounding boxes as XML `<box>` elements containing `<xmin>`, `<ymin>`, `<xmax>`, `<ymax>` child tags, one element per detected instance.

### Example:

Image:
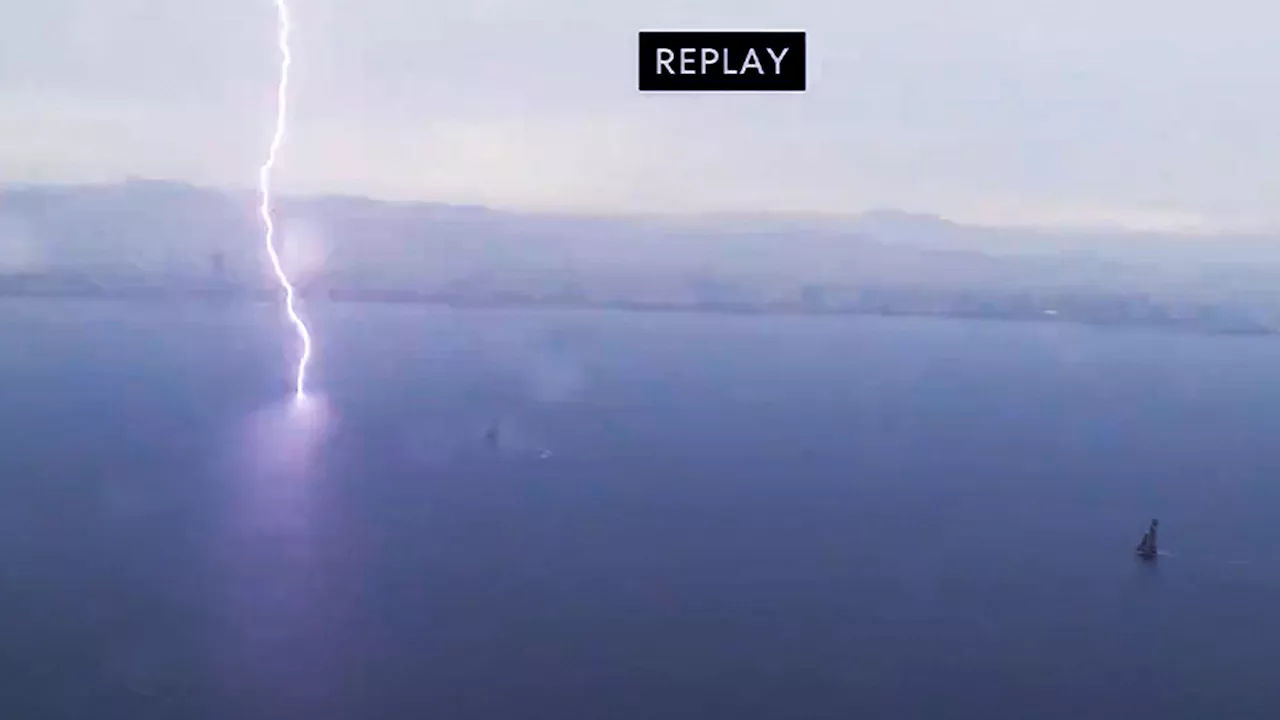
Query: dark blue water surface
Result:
<box><xmin>2</xmin><ymin>300</ymin><xmax>1280</xmax><ymax>718</ymax></box>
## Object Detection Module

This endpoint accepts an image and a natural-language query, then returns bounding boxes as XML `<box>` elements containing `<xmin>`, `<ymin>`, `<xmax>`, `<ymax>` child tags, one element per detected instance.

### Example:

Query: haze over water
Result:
<box><xmin>2</xmin><ymin>300</ymin><xmax>1279</xmax><ymax>718</ymax></box>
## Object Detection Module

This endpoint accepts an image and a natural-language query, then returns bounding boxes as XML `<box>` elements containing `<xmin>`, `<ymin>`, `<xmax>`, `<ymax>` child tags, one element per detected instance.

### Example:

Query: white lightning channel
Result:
<box><xmin>259</xmin><ymin>0</ymin><xmax>312</xmax><ymax>399</ymax></box>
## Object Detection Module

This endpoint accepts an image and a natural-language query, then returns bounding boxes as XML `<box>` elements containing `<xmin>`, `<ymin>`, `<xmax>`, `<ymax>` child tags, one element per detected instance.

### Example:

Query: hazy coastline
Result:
<box><xmin>0</xmin><ymin>271</ymin><xmax>1272</xmax><ymax>336</ymax></box>
<box><xmin>3</xmin><ymin>179</ymin><xmax>1279</xmax><ymax>337</ymax></box>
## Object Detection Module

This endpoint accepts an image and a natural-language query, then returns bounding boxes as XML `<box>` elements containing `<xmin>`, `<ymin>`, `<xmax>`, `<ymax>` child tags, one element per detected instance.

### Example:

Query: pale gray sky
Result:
<box><xmin>1</xmin><ymin>0</ymin><xmax>1278</xmax><ymax>228</ymax></box>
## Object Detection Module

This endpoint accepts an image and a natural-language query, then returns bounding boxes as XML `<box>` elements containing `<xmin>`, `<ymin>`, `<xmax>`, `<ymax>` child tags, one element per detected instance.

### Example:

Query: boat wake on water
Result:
<box><xmin>1143</xmin><ymin>549</ymin><xmax>1252</xmax><ymax>566</ymax></box>
<box><xmin>482</xmin><ymin>419</ymin><xmax>553</xmax><ymax>460</ymax></box>
<box><xmin>1133</xmin><ymin>519</ymin><xmax>1254</xmax><ymax>567</ymax></box>
<box><xmin>401</xmin><ymin>415</ymin><xmax>554</xmax><ymax>469</ymax></box>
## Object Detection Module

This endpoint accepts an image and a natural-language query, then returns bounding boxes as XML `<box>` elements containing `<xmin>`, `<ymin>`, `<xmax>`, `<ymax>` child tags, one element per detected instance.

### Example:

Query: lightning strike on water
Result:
<box><xmin>259</xmin><ymin>0</ymin><xmax>312</xmax><ymax>399</ymax></box>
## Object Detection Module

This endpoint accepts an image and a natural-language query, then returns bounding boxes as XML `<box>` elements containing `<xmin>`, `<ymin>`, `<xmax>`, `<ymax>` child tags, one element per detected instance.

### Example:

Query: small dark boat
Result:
<box><xmin>1135</xmin><ymin>518</ymin><xmax>1159</xmax><ymax>559</ymax></box>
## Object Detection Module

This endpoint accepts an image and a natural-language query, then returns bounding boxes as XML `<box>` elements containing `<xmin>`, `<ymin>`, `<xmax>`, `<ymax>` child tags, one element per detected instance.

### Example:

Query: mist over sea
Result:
<box><xmin>2</xmin><ymin>299</ymin><xmax>1279</xmax><ymax>718</ymax></box>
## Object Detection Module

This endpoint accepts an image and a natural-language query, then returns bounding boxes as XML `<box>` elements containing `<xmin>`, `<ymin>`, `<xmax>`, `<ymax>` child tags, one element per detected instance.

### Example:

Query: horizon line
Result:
<box><xmin>2</xmin><ymin>176</ymin><xmax>1273</xmax><ymax>237</ymax></box>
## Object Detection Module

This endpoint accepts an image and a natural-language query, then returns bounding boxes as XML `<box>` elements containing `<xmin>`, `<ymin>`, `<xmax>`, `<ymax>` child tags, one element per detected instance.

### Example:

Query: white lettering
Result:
<box><xmin>700</xmin><ymin>48</ymin><xmax>719</xmax><ymax>74</ymax></box>
<box><xmin>656</xmin><ymin>48</ymin><xmax>674</xmax><ymax>74</ymax></box>
<box><xmin>766</xmin><ymin>47</ymin><xmax>789</xmax><ymax>74</ymax></box>
<box><xmin>740</xmin><ymin>48</ymin><xmax>764</xmax><ymax>75</ymax></box>
<box><xmin>721</xmin><ymin>48</ymin><xmax>737</xmax><ymax>74</ymax></box>
<box><xmin>679</xmin><ymin>48</ymin><xmax>696</xmax><ymax>74</ymax></box>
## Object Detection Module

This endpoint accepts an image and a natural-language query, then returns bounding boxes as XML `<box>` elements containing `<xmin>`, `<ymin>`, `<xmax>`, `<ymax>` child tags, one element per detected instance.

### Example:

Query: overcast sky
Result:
<box><xmin>0</xmin><ymin>0</ymin><xmax>1277</xmax><ymax>229</ymax></box>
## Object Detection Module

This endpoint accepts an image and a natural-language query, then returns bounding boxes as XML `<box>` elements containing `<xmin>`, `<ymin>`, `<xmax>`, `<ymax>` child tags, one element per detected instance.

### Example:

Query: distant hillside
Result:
<box><xmin>2</xmin><ymin>179</ymin><xmax>1280</xmax><ymax>333</ymax></box>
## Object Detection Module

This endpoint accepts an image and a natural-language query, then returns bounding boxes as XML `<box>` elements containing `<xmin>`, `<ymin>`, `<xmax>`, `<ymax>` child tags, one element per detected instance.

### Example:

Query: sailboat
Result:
<box><xmin>1135</xmin><ymin>518</ymin><xmax>1159</xmax><ymax>559</ymax></box>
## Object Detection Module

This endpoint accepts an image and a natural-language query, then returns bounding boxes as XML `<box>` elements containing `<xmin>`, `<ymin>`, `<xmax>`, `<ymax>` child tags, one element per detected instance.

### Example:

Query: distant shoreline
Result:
<box><xmin>1</xmin><ymin>281</ymin><xmax>1273</xmax><ymax>337</ymax></box>
<box><xmin>6</xmin><ymin>180</ymin><xmax>1280</xmax><ymax>340</ymax></box>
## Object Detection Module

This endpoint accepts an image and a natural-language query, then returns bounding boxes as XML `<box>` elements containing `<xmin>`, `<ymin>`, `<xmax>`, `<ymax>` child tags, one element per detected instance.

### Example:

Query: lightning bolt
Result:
<box><xmin>259</xmin><ymin>0</ymin><xmax>312</xmax><ymax>399</ymax></box>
